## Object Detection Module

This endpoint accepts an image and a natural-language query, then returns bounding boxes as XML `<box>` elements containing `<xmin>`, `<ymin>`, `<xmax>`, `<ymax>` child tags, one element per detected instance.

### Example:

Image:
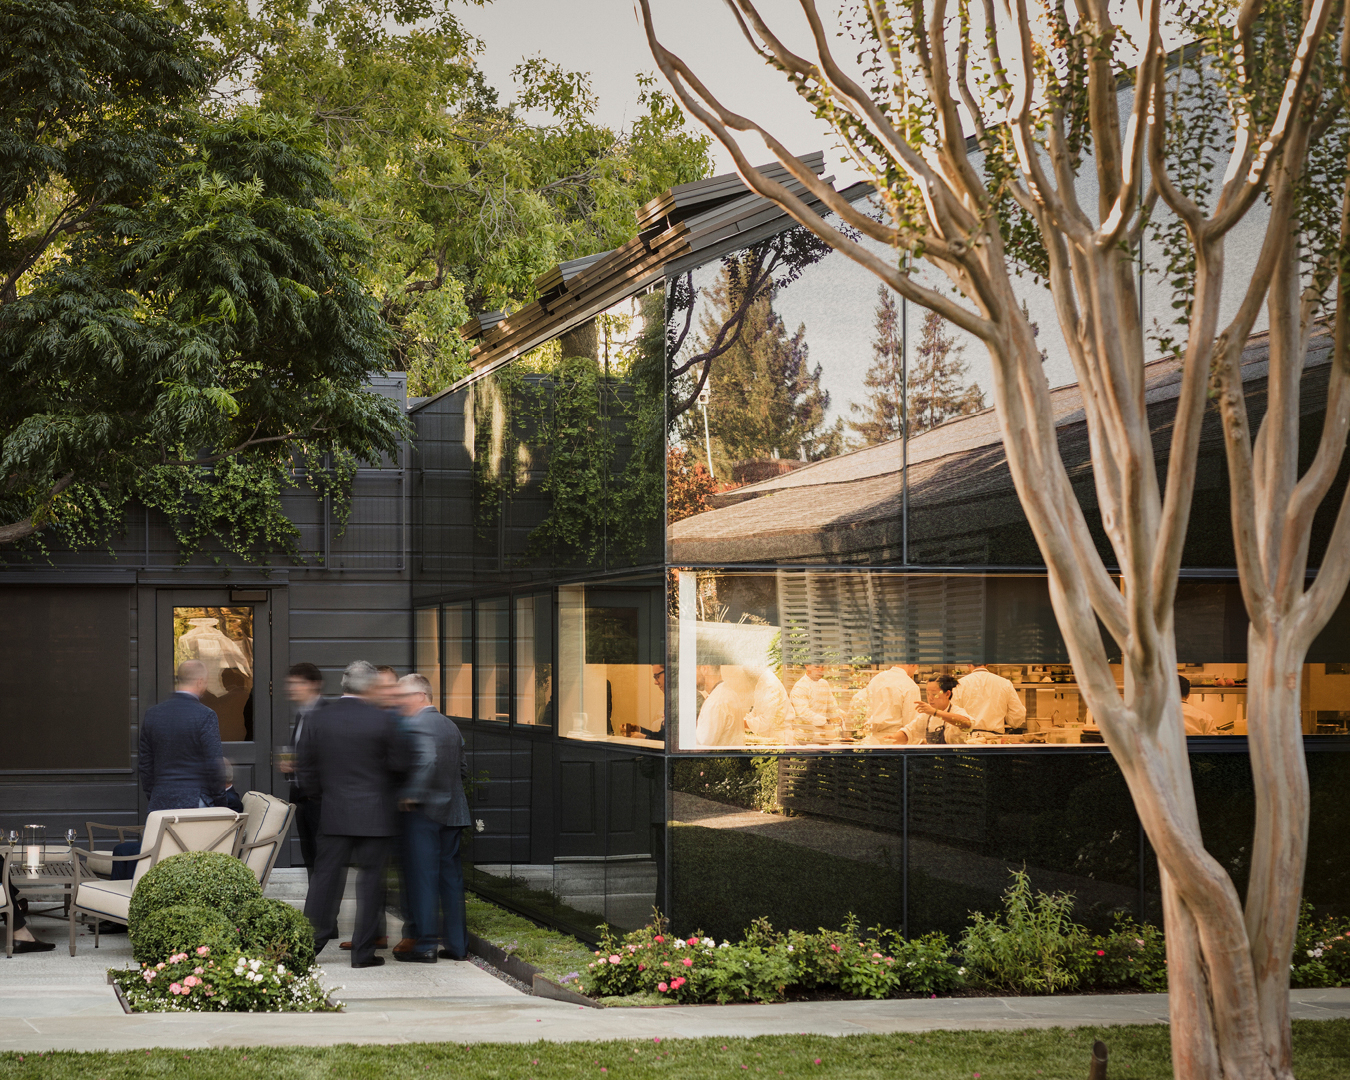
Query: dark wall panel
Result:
<box><xmin>0</xmin><ymin>586</ymin><xmax>132</xmax><ymax>770</ymax></box>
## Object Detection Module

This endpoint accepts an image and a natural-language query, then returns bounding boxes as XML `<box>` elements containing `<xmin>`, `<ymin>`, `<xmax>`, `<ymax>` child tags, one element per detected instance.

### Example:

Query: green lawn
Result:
<box><xmin>466</xmin><ymin>892</ymin><xmax>597</xmax><ymax>984</ymax></box>
<box><xmin>3</xmin><ymin>1023</ymin><xmax>1347</xmax><ymax>1080</ymax></box>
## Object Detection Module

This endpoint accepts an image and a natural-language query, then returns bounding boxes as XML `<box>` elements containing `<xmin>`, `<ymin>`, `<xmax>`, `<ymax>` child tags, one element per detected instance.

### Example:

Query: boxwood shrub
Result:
<box><xmin>131</xmin><ymin>905</ymin><xmax>238</xmax><ymax>965</ymax></box>
<box><xmin>236</xmin><ymin>898</ymin><xmax>316</xmax><ymax>969</ymax></box>
<box><xmin>128</xmin><ymin>851</ymin><xmax>262</xmax><ymax>940</ymax></box>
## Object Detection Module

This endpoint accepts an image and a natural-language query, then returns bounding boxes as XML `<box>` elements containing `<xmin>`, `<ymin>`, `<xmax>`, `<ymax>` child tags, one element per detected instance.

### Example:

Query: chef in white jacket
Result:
<box><xmin>900</xmin><ymin>675</ymin><xmax>974</xmax><ymax>744</ymax></box>
<box><xmin>789</xmin><ymin>664</ymin><xmax>841</xmax><ymax>728</ymax></box>
<box><xmin>695</xmin><ymin>665</ymin><xmax>746</xmax><ymax>747</ymax></box>
<box><xmin>952</xmin><ymin>664</ymin><xmax>1026</xmax><ymax>735</ymax></box>
<box><xmin>856</xmin><ymin>664</ymin><xmax>920</xmax><ymax>743</ymax></box>
<box><xmin>743</xmin><ymin>668</ymin><xmax>793</xmax><ymax>741</ymax></box>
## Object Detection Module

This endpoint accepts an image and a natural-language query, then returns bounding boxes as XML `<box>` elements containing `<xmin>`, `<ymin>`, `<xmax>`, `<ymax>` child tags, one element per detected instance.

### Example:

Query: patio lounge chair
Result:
<box><xmin>67</xmin><ymin>808</ymin><xmax>248</xmax><ymax>956</ymax></box>
<box><xmin>1</xmin><ymin>846</ymin><xmax>12</xmax><ymax>958</ymax></box>
<box><xmin>81</xmin><ymin>822</ymin><xmax>144</xmax><ymax>879</ymax></box>
<box><xmin>236</xmin><ymin>791</ymin><xmax>295</xmax><ymax>890</ymax></box>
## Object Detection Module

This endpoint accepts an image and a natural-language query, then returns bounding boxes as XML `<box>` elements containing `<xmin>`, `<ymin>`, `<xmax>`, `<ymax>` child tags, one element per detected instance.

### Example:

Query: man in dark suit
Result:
<box><xmin>282</xmin><ymin>662</ymin><xmax>326</xmax><ymax>876</ymax></box>
<box><xmin>392</xmin><ymin>673</ymin><xmax>471</xmax><ymax>963</ymax></box>
<box><xmin>139</xmin><ymin>660</ymin><xmax>225</xmax><ymax>813</ymax></box>
<box><xmin>113</xmin><ymin>661</ymin><xmax>228</xmax><ymax>899</ymax></box>
<box><xmin>300</xmin><ymin>660</ymin><xmax>408</xmax><ymax>968</ymax></box>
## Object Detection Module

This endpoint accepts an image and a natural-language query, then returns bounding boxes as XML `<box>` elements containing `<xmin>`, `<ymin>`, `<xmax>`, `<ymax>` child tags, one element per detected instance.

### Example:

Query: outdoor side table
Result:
<box><xmin>7</xmin><ymin>848</ymin><xmax>75</xmax><ymax>920</ymax></box>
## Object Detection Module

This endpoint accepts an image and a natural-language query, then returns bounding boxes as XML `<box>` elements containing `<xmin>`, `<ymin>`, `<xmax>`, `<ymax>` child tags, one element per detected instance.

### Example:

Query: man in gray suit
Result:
<box><xmin>300</xmin><ymin>661</ymin><xmax>408</xmax><ymax>968</ymax></box>
<box><xmin>392</xmin><ymin>673</ymin><xmax>471</xmax><ymax>963</ymax></box>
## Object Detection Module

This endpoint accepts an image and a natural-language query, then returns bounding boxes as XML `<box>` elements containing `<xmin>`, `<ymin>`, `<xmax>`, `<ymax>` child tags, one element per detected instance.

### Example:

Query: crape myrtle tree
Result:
<box><xmin>0</xmin><ymin>0</ymin><xmax>405</xmax><ymax>556</ymax></box>
<box><xmin>640</xmin><ymin>0</ymin><xmax>1350</xmax><ymax>1078</ymax></box>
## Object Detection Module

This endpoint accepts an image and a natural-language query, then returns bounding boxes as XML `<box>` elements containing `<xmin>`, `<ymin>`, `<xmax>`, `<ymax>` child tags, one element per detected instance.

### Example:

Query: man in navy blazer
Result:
<box><xmin>393</xmin><ymin>673</ymin><xmax>471</xmax><ymax>963</ymax></box>
<box><xmin>109</xmin><ymin>661</ymin><xmax>228</xmax><ymax>893</ymax></box>
<box><xmin>139</xmin><ymin>660</ymin><xmax>225</xmax><ymax>813</ymax></box>
<box><xmin>300</xmin><ymin>660</ymin><xmax>409</xmax><ymax>967</ymax></box>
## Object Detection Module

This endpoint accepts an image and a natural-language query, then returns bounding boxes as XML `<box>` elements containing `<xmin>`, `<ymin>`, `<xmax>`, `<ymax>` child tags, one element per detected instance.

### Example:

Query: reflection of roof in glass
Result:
<box><xmin>669</xmin><ymin>326</ymin><xmax>1333</xmax><ymax>561</ymax></box>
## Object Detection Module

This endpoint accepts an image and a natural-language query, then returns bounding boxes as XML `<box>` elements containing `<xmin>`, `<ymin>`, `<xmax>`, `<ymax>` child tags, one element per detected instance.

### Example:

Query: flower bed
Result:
<box><xmin>581</xmin><ymin>916</ymin><xmax>961</xmax><ymax>1004</ymax></box>
<box><xmin>109</xmin><ymin>945</ymin><xmax>340</xmax><ymax>1013</ymax></box>
<box><xmin>576</xmin><ymin>872</ymin><xmax>1350</xmax><ymax>1005</ymax></box>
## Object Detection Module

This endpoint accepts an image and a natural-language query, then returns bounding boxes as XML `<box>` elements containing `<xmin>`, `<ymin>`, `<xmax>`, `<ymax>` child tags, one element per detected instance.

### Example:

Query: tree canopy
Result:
<box><xmin>1</xmin><ymin>0</ymin><xmax>710</xmax><ymax>555</ymax></box>
<box><xmin>189</xmin><ymin>0</ymin><xmax>713</xmax><ymax>394</ymax></box>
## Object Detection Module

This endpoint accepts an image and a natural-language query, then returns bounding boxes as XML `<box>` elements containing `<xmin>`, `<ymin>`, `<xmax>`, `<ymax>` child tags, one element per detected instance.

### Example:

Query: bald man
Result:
<box><xmin>139</xmin><ymin>660</ymin><xmax>225</xmax><ymax>813</ymax></box>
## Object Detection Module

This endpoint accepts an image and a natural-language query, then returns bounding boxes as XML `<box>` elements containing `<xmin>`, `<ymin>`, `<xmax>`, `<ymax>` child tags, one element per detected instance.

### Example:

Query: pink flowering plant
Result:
<box><xmin>109</xmin><ymin>945</ymin><xmax>340</xmax><ymax>1013</ymax></box>
<box><xmin>1083</xmin><ymin>915</ymin><xmax>1168</xmax><ymax>992</ymax></box>
<box><xmin>580</xmin><ymin>913</ymin><xmax>962</xmax><ymax>1003</ymax></box>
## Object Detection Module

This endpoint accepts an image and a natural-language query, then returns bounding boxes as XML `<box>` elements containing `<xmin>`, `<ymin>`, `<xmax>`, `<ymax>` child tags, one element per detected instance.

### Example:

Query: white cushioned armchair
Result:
<box><xmin>67</xmin><ymin>808</ymin><xmax>248</xmax><ymax>956</ymax></box>
<box><xmin>236</xmin><ymin>791</ymin><xmax>295</xmax><ymax>889</ymax></box>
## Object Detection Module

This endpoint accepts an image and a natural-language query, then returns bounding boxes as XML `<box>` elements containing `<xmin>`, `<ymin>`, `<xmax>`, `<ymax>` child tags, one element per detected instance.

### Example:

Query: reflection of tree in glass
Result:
<box><xmin>908</xmin><ymin>310</ymin><xmax>985</xmax><ymax>435</ymax></box>
<box><xmin>667</xmin><ymin>448</ymin><xmax>717</xmax><ymax>522</ymax></box>
<box><xmin>848</xmin><ymin>285</ymin><xmax>905</xmax><ymax>447</ymax></box>
<box><xmin>667</xmin><ymin>226</ymin><xmax>838</xmax><ymax>423</ymax></box>
<box><xmin>684</xmin><ymin>264</ymin><xmax>841</xmax><ymax>474</ymax></box>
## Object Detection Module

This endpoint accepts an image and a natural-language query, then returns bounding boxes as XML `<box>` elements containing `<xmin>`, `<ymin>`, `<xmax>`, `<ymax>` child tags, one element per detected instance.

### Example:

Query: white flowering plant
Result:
<box><xmin>109</xmin><ymin>945</ymin><xmax>341</xmax><ymax>1012</ymax></box>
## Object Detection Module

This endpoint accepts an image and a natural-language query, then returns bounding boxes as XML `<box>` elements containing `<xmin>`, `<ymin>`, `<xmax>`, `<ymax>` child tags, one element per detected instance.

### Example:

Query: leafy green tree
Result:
<box><xmin>848</xmin><ymin>284</ymin><xmax>903</xmax><ymax>446</ymax></box>
<box><xmin>693</xmin><ymin>263</ymin><xmax>841</xmax><ymax>474</ymax></box>
<box><xmin>201</xmin><ymin>0</ymin><xmax>712</xmax><ymax>395</ymax></box>
<box><xmin>908</xmin><ymin>309</ymin><xmax>984</xmax><ymax>434</ymax></box>
<box><xmin>0</xmin><ymin>0</ymin><xmax>404</xmax><ymax>553</ymax></box>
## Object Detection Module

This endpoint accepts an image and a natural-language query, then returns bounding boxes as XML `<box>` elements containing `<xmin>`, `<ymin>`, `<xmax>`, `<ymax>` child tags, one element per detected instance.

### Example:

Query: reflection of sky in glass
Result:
<box><xmin>674</xmin><ymin>144</ymin><xmax>1279</xmax><ymax>443</ymax></box>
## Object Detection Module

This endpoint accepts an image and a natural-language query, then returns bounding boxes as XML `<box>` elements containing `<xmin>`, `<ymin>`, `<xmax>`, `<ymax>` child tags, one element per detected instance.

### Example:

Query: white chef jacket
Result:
<box><xmin>744</xmin><ymin>669</ymin><xmax>793</xmax><ymax>739</ymax></box>
<box><xmin>1181</xmin><ymin>700</ymin><xmax>1216</xmax><ymax>735</ymax></box>
<box><xmin>952</xmin><ymin>668</ymin><xmax>1026</xmax><ymax>734</ymax></box>
<box><xmin>899</xmin><ymin>702</ymin><xmax>972</xmax><ymax>745</ymax></box>
<box><xmin>859</xmin><ymin>666</ymin><xmax>920</xmax><ymax>742</ymax></box>
<box><xmin>696</xmin><ymin>680</ymin><xmax>746</xmax><ymax>747</ymax></box>
<box><xmin>790</xmin><ymin>674</ymin><xmax>840</xmax><ymax>727</ymax></box>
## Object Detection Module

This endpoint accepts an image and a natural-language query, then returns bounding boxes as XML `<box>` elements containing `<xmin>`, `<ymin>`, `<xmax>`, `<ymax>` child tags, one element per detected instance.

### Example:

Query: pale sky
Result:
<box><xmin>457</xmin><ymin>0</ymin><xmax>864</xmax><ymax>183</ymax></box>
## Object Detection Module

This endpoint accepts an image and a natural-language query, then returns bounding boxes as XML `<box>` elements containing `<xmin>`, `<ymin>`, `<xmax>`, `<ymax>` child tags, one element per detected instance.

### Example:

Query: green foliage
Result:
<box><xmin>472</xmin><ymin>292</ymin><xmax>667</xmax><ymax>566</ymax></box>
<box><xmin>581</xmin><ymin>914</ymin><xmax>963</xmax><ymax>1003</ymax></box>
<box><xmin>234</xmin><ymin>898</ymin><xmax>317</xmax><ymax>969</ymax></box>
<box><xmin>958</xmin><ymin>869</ymin><xmax>1092</xmax><ymax>994</ymax></box>
<box><xmin>130</xmin><ymin>905</ymin><xmax>237</xmax><ymax>965</ymax></box>
<box><xmin>1291</xmin><ymin>902</ymin><xmax>1350</xmax><ymax>989</ymax></box>
<box><xmin>0</xmin><ymin>15</ymin><xmax>407</xmax><ymax>558</ymax></box>
<box><xmin>464</xmin><ymin>892</ymin><xmax>596</xmax><ymax>985</ymax></box>
<box><xmin>23</xmin><ymin>1025</ymin><xmax>1350</xmax><ymax>1080</ymax></box>
<box><xmin>1084</xmin><ymin>914</ymin><xmax>1169</xmax><ymax>993</ymax></box>
<box><xmin>111</xmin><ymin>946</ymin><xmax>336</xmax><ymax>1012</ymax></box>
<box><xmin>127</xmin><ymin>851</ymin><xmax>262</xmax><ymax>938</ymax></box>
<box><xmin>199</xmin><ymin>0</ymin><xmax>711</xmax><ymax>397</ymax></box>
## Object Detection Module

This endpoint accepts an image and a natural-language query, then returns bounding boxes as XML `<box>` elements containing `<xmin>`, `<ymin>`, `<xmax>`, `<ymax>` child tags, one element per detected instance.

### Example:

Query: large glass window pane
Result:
<box><xmin>445</xmin><ymin>601</ymin><xmax>472</xmax><ymax>719</ymax></box>
<box><xmin>515</xmin><ymin>593</ymin><xmax>553</xmax><ymax>728</ymax></box>
<box><xmin>173</xmin><ymin>606</ymin><xmax>254</xmax><ymax>741</ymax></box>
<box><xmin>671</xmin><ymin>569</ymin><xmax>1340</xmax><ymax>751</ymax></box>
<box><xmin>476</xmin><ymin>597</ymin><xmax>510</xmax><ymax>723</ymax></box>
<box><xmin>558</xmin><ymin>581</ymin><xmax>663</xmax><ymax>744</ymax></box>
<box><xmin>414</xmin><ymin>606</ymin><xmax>441</xmax><ymax>711</ymax></box>
<box><xmin>669</xmin><ymin>755</ymin><xmax>901</xmax><ymax>941</ymax></box>
<box><xmin>665</xmin><ymin>209</ymin><xmax>905</xmax><ymax>567</ymax></box>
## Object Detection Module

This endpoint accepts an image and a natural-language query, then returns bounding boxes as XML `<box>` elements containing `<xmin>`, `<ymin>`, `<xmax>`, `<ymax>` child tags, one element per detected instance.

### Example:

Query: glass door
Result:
<box><xmin>155</xmin><ymin>589</ymin><xmax>273</xmax><ymax>801</ymax></box>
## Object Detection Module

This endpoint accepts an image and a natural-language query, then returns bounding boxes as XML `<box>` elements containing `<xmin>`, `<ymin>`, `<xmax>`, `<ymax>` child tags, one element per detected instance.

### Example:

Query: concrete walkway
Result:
<box><xmin>1</xmin><ymin>870</ymin><xmax>1346</xmax><ymax>1053</ymax></box>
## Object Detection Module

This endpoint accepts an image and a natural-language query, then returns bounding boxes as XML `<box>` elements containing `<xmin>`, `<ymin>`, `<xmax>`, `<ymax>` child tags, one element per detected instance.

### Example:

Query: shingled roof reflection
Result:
<box><xmin>668</xmin><ymin>326</ymin><xmax>1333</xmax><ymax>566</ymax></box>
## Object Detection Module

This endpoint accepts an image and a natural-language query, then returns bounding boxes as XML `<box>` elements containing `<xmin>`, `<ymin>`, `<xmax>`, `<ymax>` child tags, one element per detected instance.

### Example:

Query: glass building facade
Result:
<box><xmin>410</xmin><ymin>165</ymin><xmax>1350</xmax><ymax>943</ymax></box>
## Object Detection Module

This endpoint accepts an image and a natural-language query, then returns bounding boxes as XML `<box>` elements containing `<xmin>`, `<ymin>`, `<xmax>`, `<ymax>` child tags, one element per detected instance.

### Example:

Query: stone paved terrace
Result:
<box><xmin>1</xmin><ymin>869</ymin><xmax>1346</xmax><ymax>1053</ymax></box>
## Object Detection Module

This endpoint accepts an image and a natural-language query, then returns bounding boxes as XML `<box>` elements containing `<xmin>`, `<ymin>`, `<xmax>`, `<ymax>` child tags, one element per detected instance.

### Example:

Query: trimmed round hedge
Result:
<box><xmin>130</xmin><ymin>904</ymin><xmax>238</xmax><ymax>964</ymax></box>
<box><xmin>236</xmin><ymin>898</ymin><xmax>317</xmax><ymax>969</ymax></box>
<box><xmin>127</xmin><ymin>851</ymin><xmax>262</xmax><ymax>940</ymax></box>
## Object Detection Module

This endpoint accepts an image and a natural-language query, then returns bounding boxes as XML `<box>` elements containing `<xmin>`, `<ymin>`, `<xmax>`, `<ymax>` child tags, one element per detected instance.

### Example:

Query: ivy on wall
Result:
<box><xmin>470</xmin><ymin>289</ymin><xmax>666</xmax><ymax>566</ymax></box>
